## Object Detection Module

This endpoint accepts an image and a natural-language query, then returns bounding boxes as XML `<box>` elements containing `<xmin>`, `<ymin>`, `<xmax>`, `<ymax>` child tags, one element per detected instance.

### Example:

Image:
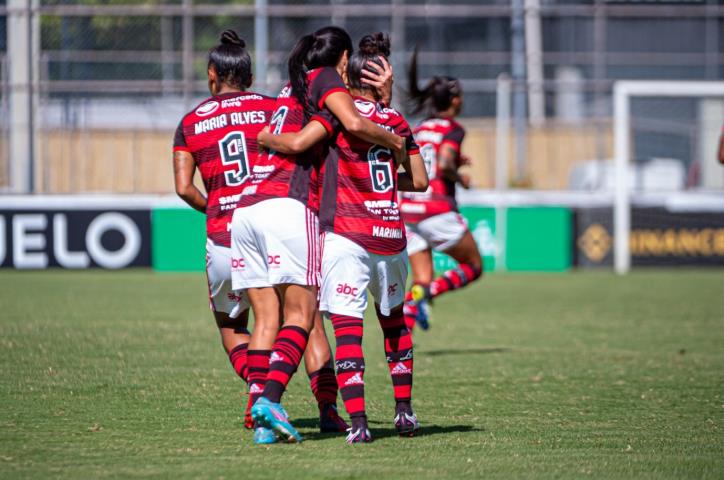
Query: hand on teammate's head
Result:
<box><xmin>361</xmin><ymin>56</ymin><xmax>394</xmax><ymax>105</ymax></box>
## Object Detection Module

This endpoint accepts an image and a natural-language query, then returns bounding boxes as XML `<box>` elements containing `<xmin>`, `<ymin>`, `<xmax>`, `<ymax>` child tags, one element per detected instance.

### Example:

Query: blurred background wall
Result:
<box><xmin>0</xmin><ymin>0</ymin><xmax>721</xmax><ymax>194</ymax></box>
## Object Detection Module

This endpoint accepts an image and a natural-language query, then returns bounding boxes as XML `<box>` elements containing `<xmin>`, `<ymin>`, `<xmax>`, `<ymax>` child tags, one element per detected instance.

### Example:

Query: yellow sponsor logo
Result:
<box><xmin>630</xmin><ymin>228</ymin><xmax>724</xmax><ymax>257</ymax></box>
<box><xmin>579</xmin><ymin>224</ymin><xmax>724</xmax><ymax>262</ymax></box>
<box><xmin>578</xmin><ymin>224</ymin><xmax>612</xmax><ymax>262</ymax></box>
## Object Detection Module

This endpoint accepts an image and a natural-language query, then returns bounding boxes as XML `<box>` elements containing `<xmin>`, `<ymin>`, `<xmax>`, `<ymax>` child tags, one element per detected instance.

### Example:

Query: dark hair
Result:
<box><xmin>347</xmin><ymin>32</ymin><xmax>390</xmax><ymax>97</ymax></box>
<box><xmin>407</xmin><ymin>47</ymin><xmax>462</xmax><ymax>116</ymax></box>
<box><xmin>288</xmin><ymin>26</ymin><xmax>353</xmax><ymax>119</ymax></box>
<box><xmin>208</xmin><ymin>29</ymin><xmax>252</xmax><ymax>91</ymax></box>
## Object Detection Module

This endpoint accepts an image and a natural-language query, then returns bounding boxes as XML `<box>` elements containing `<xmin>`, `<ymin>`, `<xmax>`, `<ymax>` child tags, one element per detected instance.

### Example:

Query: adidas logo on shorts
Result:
<box><xmin>344</xmin><ymin>372</ymin><xmax>364</xmax><ymax>386</ymax></box>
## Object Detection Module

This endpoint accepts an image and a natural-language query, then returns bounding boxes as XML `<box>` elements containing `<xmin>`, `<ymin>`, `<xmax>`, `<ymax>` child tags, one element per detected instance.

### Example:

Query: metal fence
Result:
<box><xmin>0</xmin><ymin>0</ymin><xmax>722</xmax><ymax>193</ymax></box>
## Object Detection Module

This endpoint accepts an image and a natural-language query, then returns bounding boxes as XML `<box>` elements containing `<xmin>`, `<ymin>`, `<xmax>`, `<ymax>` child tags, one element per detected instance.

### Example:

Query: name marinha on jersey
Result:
<box><xmin>372</xmin><ymin>226</ymin><xmax>403</xmax><ymax>239</ymax></box>
<box><xmin>194</xmin><ymin>111</ymin><xmax>267</xmax><ymax>135</ymax></box>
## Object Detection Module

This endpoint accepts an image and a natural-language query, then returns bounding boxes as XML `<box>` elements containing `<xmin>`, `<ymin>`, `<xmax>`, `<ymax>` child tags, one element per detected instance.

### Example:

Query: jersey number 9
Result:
<box><xmin>218</xmin><ymin>131</ymin><xmax>250</xmax><ymax>187</ymax></box>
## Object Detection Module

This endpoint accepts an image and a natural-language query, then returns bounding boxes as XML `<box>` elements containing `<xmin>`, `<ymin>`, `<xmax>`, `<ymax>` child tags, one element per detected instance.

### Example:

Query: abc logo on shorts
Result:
<box><xmin>336</xmin><ymin>283</ymin><xmax>358</xmax><ymax>296</ymax></box>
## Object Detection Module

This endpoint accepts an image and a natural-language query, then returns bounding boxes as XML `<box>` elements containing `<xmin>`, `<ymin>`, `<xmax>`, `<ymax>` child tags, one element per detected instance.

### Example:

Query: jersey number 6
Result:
<box><xmin>367</xmin><ymin>145</ymin><xmax>393</xmax><ymax>193</ymax></box>
<box><xmin>218</xmin><ymin>131</ymin><xmax>250</xmax><ymax>187</ymax></box>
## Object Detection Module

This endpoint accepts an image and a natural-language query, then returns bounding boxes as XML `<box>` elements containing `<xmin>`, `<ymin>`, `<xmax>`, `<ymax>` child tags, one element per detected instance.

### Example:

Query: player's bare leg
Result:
<box><xmin>244</xmin><ymin>287</ymin><xmax>281</xmax><ymax>430</ymax></box>
<box><xmin>216</xmin><ymin>310</ymin><xmax>251</xmax><ymax>355</ymax></box>
<box><xmin>304</xmin><ymin>311</ymin><xmax>348</xmax><ymax>432</ymax></box>
<box><xmin>262</xmin><ymin>284</ymin><xmax>316</xmax><ymax>404</ymax></box>
<box><xmin>250</xmin><ymin>284</ymin><xmax>316</xmax><ymax>443</ymax></box>
<box><xmin>215</xmin><ymin>309</ymin><xmax>256</xmax><ymax>428</ymax></box>
<box><xmin>444</xmin><ymin>230</ymin><xmax>483</xmax><ymax>272</ymax></box>
<box><xmin>406</xmin><ymin>232</ymin><xmax>483</xmax><ymax>331</ymax></box>
<box><xmin>216</xmin><ymin>309</ymin><xmax>251</xmax><ymax>382</ymax></box>
<box><xmin>434</xmin><ymin>229</ymin><xmax>483</xmax><ymax>298</ymax></box>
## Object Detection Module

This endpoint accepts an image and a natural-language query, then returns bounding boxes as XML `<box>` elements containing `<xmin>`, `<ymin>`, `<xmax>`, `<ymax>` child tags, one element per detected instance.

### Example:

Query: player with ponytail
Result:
<box><xmin>257</xmin><ymin>32</ymin><xmax>428</xmax><ymax>443</ymax></box>
<box><xmin>229</xmin><ymin>24</ymin><xmax>409</xmax><ymax>444</ymax></box>
<box><xmin>399</xmin><ymin>48</ymin><xmax>484</xmax><ymax>332</ymax></box>
<box><xmin>173</xmin><ymin>30</ymin><xmax>346</xmax><ymax>446</ymax></box>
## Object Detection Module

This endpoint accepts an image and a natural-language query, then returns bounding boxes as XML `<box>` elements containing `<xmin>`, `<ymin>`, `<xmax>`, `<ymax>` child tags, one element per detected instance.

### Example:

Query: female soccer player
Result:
<box><xmin>259</xmin><ymin>33</ymin><xmax>428</xmax><ymax>444</ymax></box>
<box><xmin>399</xmin><ymin>50</ymin><xmax>484</xmax><ymax>332</ymax></box>
<box><xmin>230</xmin><ymin>26</ymin><xmax>405</xmax><ymax>443</ymax></box>
<box><xmin>172</xmin><ymin>30</ymin><xmax>346</xmax><ymax>444</ymax></box>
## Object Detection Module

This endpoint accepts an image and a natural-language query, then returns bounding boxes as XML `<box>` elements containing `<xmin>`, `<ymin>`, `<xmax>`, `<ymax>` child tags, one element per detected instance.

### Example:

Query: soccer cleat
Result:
<box><xmin>253</xmin><ymin>426</ymin><xmax>277</xmax><ymax>444</ymax></box>
<box><xmin>319</xmin><ymin>403</ymin><xmax>350</xmax><ymax>433</ymax></box>
<box><xmin>394</xmin><ymin>411</ymin><xmax>420</xmax><ymax>436</ymax></box>
<box><xmin>345</xmin><ymin>427</ymin><xmax>373</xmax><ymax>444</ymax></box>
<box><xmin>409</xmin><ymin>285</ymin><xmax>431</xmax><ymax>330</ymax></box>
<box><xmin>394</xmin><ymin>402</ymin><xmax>420</xmax><ymax>436</ymax></box>
<box><xmin>251</xmin><ymin>397</ymin><xmax>303</xmax><ymax>443</ymax></box>
<box><xmin>346</xmin><ymin>416</ymin><xmax>373</xmax><ymax>444</ymax></box>
<box><xmin>415</xmin><ymin>300</ymin><xmax>430</xmax><ymax>330</ymax></box>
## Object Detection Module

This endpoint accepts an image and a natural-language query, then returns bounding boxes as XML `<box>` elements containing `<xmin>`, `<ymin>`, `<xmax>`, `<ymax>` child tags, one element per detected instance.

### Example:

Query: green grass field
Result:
<box><xmin>1</xmin><ymin>270</ymin><xmax>722</xmax><ymax>479</ymax></box>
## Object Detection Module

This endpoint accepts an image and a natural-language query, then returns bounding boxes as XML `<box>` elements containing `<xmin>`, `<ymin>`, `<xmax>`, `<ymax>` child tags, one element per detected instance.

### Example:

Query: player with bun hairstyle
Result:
<box><xmin>230</xmin><ymin>25</ymin><xmax>406</xmax><ymax>444</ymax></box>
<box><xmin>258</xmin><ymin>32</ymin><xmax>428</xmax><ymax>443</ymax></box>
<box><xmin>173</xmin><ymin>30</ymin><xmax>346</xmax><ymax>445</ymax></box>
<box><xmin>399</xmin><ymin>48</ymin><xmax>483</xmax><ymax>332</ymax></box>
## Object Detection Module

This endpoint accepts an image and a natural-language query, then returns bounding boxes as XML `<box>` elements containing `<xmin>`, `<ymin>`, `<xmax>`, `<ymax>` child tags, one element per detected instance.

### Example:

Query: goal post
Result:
<box><xmin>613</xmin><ymin>80</ymin><xmax>724</xmax><ymax>275</ymax></box>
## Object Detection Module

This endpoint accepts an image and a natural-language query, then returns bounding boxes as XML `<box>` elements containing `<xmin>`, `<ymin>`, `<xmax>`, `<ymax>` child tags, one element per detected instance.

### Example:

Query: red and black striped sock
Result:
<box><xmin>308</xmin><ymin>360</ymin><xmax>338</xmax><ymax>408</ymax></box>
<box><xmin>246</xmin><ymin>349</ymin><xmax>270</xmax><ymax>413</ymax></box>
<box><xmin>263</xmin><ymin>325</ymin><xmax>309</xmax><ymax>403</ymax></box>
<box><xmin>228</xmin><ymin>342</ymin><xmax>249</xmax><ymax>383</ymax></box>
<box><xmin>330</xmin><ymin>313</ymin><xmax>366</xmax><ymax>419</ymax></box>
<box><xmin>377</xmin><ymin>306</ymin><xmax>413</xmax><ymax>403</ymax></box>
<box><xmin>429</xmin><ymin>263</ymin><xmax>482</xmax><ymax>299</ymax></box>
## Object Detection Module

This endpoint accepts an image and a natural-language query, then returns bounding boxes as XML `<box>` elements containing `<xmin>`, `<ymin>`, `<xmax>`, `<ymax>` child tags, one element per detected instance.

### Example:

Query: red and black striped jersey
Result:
<box><xmin>319</xmin><ymin>97</ymin><xmax>420</xmax><ymax>255</ymax></box>
<box><xmin>399</xmin><ymin>117</ymin><xmax>465</xmax><ymax>223</ymax></box>
<box><xmin>173</xmin><ymin>91</ymin><xmax>276</xmax><ymax>247</ymax></box>
<box><xmin>238</xmin><ymin>67</ymin><xmax>347</xmax><ymax>213</ymax></box>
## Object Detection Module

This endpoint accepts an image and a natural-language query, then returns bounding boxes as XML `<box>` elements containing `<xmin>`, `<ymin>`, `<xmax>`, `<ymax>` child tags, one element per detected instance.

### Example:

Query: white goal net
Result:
<box><xmin>613</xmin><ymin>81</ymin><xmax>724</xmax><ymax>274</ymax></box>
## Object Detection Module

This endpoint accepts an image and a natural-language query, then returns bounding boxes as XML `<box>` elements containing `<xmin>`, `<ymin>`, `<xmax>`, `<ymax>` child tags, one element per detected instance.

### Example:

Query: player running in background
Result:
<box><xmin>172</xmin><ymin>30</ymin><xmax>345</xmax><ymax>444</ymax></box>
<box><xmin>230</xmin><ymin>26</ymin><xmax>405</xmax><ymax>444</ymax></box>
<box><xmin>259</xmin><ymin>33</ymin><xmax>428</xmax><ymax>444</ymax></box>
<box><xmin>399</xmin><ymin>49</ymin><xmax>483</xmax><ymax>332</ymax></box>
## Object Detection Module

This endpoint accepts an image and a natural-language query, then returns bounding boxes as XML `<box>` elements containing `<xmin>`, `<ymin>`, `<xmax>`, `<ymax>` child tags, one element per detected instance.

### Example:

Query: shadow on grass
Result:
<box><xmin>371</xmin><ymin>424</ymin><xmax>483</xmax><ymax>440</ymax></box>
<box><xmin>297</xmin><ymin>421</ymin><xmax>483</xmax><ymax>442</ymax></box>
<box><xmin>421</xmin><ymin>347</ymin><xmax>510</xmax><ymax>357</ymax></box>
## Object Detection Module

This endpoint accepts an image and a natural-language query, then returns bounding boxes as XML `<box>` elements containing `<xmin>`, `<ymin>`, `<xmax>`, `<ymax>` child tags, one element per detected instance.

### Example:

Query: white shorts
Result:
<box><xmin>206</xmin><ymin>239</ymin><xmax>250</xmax><ymax>318</ymax></box>
<box><xmin>230</xmin><ymin>198</ymin><xmax>320</xmax><ymax>290</ymax></box>
<box><xmin>319</xmin><ymin>232</ymin><xmax>408</xmax><ymax>318</ymax></box>
<box><xmin>405</xmin><ymin>211</ymin><xmax>468</xmax><ymax>256</ymax></box>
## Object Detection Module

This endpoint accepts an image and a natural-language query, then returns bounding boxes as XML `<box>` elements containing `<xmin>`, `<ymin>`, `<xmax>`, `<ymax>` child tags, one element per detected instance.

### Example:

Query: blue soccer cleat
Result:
<box><xmin>253</xmin><ymin>426</ymin><xmax>277</xmax><ymax>444</ymax></box>
<box><xmin>251</xmin><ymin>397</ymin><xmax>303</xmax><ymax>443</ymax></box>
<box><xmin>415</xmin><ymin>299</ymin><xmax>431</xmax><ymax>330</ymax></box>
<box><xmin>409</xmin><ymin>285</ymin><xmax>431</xmax><ymax>330</ymax></box>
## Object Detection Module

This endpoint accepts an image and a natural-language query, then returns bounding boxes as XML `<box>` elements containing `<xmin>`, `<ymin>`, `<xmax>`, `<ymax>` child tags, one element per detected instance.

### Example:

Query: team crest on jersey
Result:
<box><xmin>195</xmin><ymin>100</ymin><xmax>220</xmax><ymax>117</ymax></box>
<box><xmin>354</xmin><ymin>99</ymin><xmax>376</xmax><ymax>118</ymax></box>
